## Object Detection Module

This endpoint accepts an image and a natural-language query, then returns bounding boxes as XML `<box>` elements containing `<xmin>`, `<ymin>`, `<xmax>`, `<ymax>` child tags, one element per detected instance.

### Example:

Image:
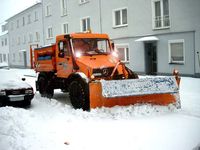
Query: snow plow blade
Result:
<box><xmin>89</xmin><ymin>77</ymin><xmax>180</xmax><ymax>109</ymax></box>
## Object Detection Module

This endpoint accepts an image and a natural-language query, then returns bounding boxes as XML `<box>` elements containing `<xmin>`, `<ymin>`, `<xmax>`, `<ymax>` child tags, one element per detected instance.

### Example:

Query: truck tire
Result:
<box><xmin>38</xmin><ymin>76</ymin><xmax>54</xmax><ymax>99</ymax></box>
<box><xmin>69</xmin><ymin>78</ymin><xmax>89</xmax><ymax>111</ymax></box>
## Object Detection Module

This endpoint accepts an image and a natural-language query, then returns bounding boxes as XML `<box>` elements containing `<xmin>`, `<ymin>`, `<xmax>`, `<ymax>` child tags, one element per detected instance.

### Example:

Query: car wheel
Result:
<box><xmin>0</xmin><ymin>100</ymin><xmax>4</xmax><ymax>107</ymax></box>
<box><xmin>69</xmin><ymin>78</ymin><xmax>89</xmax><ymax>111</ymax></box>
<box><xmin>23</xmin><ymin>101</ymin><xmax>31</xmax><ymax>108</ymax></box>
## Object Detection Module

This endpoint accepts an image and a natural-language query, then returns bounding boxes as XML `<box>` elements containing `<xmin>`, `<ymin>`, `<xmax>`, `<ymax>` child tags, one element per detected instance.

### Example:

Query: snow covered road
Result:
<box><xmin>0</xmin><ymin>69</ymin><xmax>200</xmax><ymax>150</ymax></box>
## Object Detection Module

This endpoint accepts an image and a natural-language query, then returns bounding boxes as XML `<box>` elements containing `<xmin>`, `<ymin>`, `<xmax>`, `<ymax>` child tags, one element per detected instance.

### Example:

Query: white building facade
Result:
<box><xmin>5</xmin><ymin>0</ymin><xmax>200</xmax><ymax>77</ymax></box>
<box><xmin>41</xmin><ymin>0</ymin><xmax>200</xmax><ymax>77</ymax></box>
<box><xmin>0</xmin><ymin>22</ymin><xmax>9</xmax><ymax>64</ymax></box>
<box><xmin>6</xmin><ymin>2</ymin><xmax>44</xmax><ymax>68</ymax></box>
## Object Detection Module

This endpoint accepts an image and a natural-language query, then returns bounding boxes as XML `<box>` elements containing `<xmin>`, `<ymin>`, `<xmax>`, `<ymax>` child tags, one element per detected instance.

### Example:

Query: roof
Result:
<box><xmin>0</xmin><ymin>31</ymin><xmax>8</xmax><ymax>37</ymax></box>
<box><xmin>6</xmin><ymin>2</ymin><xmax>42</xmax><ymax>21</ymax></box>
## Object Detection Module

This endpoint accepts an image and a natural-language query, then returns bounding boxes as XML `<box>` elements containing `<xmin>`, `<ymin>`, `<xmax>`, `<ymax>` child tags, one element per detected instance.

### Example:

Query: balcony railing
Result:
<box><xmin>154</xmin><ymin>15</ymin><xmax>170</xmax><ymax>29</ymax></box>
<box><xmin>62</xmin><ymin>8</ymin><xmax>67</xmax><ymax>16</ymax></box>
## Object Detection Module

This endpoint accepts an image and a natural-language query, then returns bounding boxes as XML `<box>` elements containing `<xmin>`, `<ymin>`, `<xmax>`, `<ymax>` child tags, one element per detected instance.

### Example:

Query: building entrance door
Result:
<box><xmin>144</xmin><ymin>42</ymin><xmax>157</xmax><ymax>75</ymax></box>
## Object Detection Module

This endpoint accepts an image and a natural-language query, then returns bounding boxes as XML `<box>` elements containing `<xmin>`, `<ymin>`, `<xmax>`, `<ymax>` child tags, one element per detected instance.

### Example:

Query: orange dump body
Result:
<box><xmin>31</xmin><ymin>44</ymin><xmax>56</xmax><ymax>72</ymax></box>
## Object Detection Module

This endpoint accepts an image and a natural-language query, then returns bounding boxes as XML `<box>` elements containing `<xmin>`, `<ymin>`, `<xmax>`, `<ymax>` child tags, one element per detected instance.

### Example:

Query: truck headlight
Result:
<box><xmin>25</xmin><ymin>89</ymin><xmax>33</xmax><ymax>94</ymax></box>
<box><xmin>112</xmin><ymin>51</ymin><xmax>118</xmax><ymax>58</ymax></box>
<box><xmin>75</xmin><ymin>51</ymin><xmax>82</xmax><ymax>58</ymax></box>
<box><xmin>0</xmin><ymin>90</ymin><xmax>6</xmax><ymax>96</ymax></box>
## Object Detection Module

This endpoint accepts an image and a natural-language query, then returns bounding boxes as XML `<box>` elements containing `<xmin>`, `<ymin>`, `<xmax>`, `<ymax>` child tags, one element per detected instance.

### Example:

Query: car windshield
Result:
<box><xmin>72</xmin><ymin>38</ymin><xmax>111</xmax><ymax>55</ymax></box>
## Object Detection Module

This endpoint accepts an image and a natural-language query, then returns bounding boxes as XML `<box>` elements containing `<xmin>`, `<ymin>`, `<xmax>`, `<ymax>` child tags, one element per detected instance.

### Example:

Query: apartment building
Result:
<box><xmin>0</xmin><ymin>22</ymin><xmax>9</xmax><ymax>64</ymax></box>
<box><xmin>6</xmin><ymin>2</ymin><xmax>43</xmax><ymax>68</ymax></box>
<box><xmin>41</xmin><ymin>0</ymin><xmax>200</xmax><ymax>77</ymax></box>
<box><xmin>5</xmin><ymin>0</ymin><xmax>200</xmax><ymax>76</ymax></box>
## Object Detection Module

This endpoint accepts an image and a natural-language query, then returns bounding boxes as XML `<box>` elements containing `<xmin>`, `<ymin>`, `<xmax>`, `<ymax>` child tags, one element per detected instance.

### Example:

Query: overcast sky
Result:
<box><xmin>0</xmin><ymin>0</ymin><xmax>38</xmax><ymax>23</ymax></box>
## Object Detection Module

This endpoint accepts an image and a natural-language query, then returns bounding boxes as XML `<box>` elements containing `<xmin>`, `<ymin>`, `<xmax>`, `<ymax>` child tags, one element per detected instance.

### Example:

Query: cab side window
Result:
<box><xmin>58</xmin><ymin>40</ymin><xmax>70</xmax><ymax>57</ymax></box>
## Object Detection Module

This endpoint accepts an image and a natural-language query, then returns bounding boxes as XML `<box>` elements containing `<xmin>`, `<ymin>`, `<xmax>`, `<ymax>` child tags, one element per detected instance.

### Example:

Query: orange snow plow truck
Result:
<box><xmin>30</xmin><ymin>32</ymin><xmax>181</xmax><ymax>110</ymax></box>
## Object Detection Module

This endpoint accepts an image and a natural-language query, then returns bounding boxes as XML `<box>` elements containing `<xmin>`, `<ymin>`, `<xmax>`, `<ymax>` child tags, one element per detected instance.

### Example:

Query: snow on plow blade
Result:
<box><xmin>89</xmin><ymin>77</ymin><xmax>180</xmax><ymax>109</ymax></box>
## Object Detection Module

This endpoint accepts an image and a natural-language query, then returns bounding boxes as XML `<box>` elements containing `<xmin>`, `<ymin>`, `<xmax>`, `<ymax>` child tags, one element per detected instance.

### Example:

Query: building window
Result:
<box><xmin>45</xmin><ymin>5</ymin><xmax>52</xmax><ymax>17</ymax></box>
<box><xmin>3</xmin><ymin>54</ymin><xmax>6</xmax><ymax>62</ymax></box>
<box><xmin>28</xmin><ymin>33</ymin><xmax>33</xmax><ymax>43</ymax></box>
<box><xmin>34</xmin><ymin>11</ymin><xmax>39</xmax><ymax>21</ymax></box>
<box><xmin>2</xmin><ymin>24</ymin><xmax>7</xmax><ymax>32</ymax></box>
<box><xmin>17</xmin><ymin>37</ymin><xmax>21</xmax><ymax>45</ymax></box>
<box><xmin>152</xmin><ymin>0</ymin><xmax>170</xmax><ymax>29</ymax></box>
<box><xmin>22</xmin><ymin>17</ymin><xmax>25</xmax><ymax>26</ymax></box>
<box><xmin>168</xmin><ymin>39</ymin><xmax>185</xmax><ymax>64</ymax></box>
<box><xmin>0</xmin><ymin>54</ymin><xmax>2</xmax><ymax>63</ymax></box>
<box><xmin>62</xmin><ymin>23</ymin><xmax>68</xmax><ymax>34</ymax></box>
<box><xmin>79</xmin><ymin>0</ymin><xmax>89</xmax><ymax>4</ymax></box>
<box><xmin>23</xmin><ymin>35</ymin><xmax>26</xmax><ymax>44</ymax></box>
<box><xmin>5</xmin><ymin>38</ymin><xmax>7</xmax><ymax>46</ymax></box>
<box><xmin>28</xmin><ymin>14</ymin><xmax>31</xmax><ymax>24</ymax></box>
<box><xmin>47</xmin><ymin>27</ymin><xmax>53</xmax><ymax>39</ymax></box>
<box><xmin>10</xmin><ymin>22</ymin><xmax>14</xmax><ymax>30</ymax></box>
<box><xmin>113</xmin><ymin>8</ymin><xmax>128</xmax><ymax>28</ymax></box>
<box><xmin>61</xmin><ymin>0</ymin><xmax>67</xmax><ymax>16</ymax></box>
<box><xmin>35</xmin><ymin>32</ymin><xmax>40</xmax><ymax>42</ymax></box>
<box><xmin>1</xmin><ymin>40</ymin><xmax>4</xmax><ymax>47</ymax></box>
<box><xmin>115</xmin><ymin>44</ymin><xmax>130</xmax><ymax>62</ymax></box>
<box><xmin>12</xmin><ymin>53</ymin><xmax>16</xmax><ymax>62</ymax></box>
<box><xmin>81</xmin><ymin>17</ymin><xmax>90</xmax><ymax>32</ymax></box>
<box><xmin>19</xmin><ymin>53</ymin><xmax>22</xmax><ymax>62</ymax></box>
<box><xmin>17</xmin><ymin>20</ymin><xmax>19</xmax><ymax>28</ymax></box>
<box><xmin>12</xmin><ymin>38</ymin><xmax>14</xmax><ymax>46</ymax></box>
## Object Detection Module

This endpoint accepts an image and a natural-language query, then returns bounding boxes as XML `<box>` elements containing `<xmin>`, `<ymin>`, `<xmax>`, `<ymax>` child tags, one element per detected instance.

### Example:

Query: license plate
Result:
<box><xmin>9</xmin><ymin>95</ymin><xmax>24</xmax><ymax>101</ymax></box>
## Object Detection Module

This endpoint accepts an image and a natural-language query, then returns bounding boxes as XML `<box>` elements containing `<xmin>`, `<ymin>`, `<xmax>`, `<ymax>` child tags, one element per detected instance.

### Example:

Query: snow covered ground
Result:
<box><xmin>0</xmin><ymin>68</ymin><xmax>200</xmax><ymax>150</ymax></box>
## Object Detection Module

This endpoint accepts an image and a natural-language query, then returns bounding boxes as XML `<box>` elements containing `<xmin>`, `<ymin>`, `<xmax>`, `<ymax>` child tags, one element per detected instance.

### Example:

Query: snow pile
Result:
<box><xmin>0</xmin><ymin>96</ymin><xmax>179</xmax><ymax>150</ymax></box>
<box><xmin>101</xmin><ymin>77</ymin><xmax>178</xmax><ymax>97</ymax></box>
<box><xmin>0</xmin><ymin>69</ymin><xmax>200</xmax><ymax>150</ymax></box>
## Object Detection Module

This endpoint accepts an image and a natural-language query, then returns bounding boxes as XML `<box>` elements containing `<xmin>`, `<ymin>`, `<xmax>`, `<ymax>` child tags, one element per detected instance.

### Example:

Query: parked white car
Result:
<box><xmin>0</xmin><ymin>68</ymin><xmax>34</xmax><ymax>107</ymax></box>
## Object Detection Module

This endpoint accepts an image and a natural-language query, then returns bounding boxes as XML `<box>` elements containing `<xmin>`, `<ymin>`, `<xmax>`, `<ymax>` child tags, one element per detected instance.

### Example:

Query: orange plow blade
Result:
<box><xmin>89</xmin><ymin>77</ymin><xmax>180</xmax><ymax>109</ymax></box>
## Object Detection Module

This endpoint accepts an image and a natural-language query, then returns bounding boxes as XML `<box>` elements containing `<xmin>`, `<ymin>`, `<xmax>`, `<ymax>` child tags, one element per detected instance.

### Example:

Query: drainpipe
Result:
<box><xmin>99</xmin><ymin>0</ymin><xmax>102</xmax><ymax>33</ymax></box>
<box><xmin>197</xmin><ymin>51</ymin><xmax>200</xmax><ymax>68</ymax></box>
<box><xmin>41</xmin><ymin>0</ymin><xmax>46</xmax><ymax>45</ymax></box>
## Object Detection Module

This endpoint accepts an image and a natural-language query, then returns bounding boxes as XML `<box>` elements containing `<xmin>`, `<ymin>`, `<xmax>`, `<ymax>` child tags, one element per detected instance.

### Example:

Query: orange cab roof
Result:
<box><xmin>70</xmin><ymin>33</ymin><xmax>109</xmax><ymax>39</ymax></box>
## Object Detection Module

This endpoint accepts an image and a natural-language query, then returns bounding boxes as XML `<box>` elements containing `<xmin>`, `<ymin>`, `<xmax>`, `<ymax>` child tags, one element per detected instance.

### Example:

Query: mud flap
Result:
<box><xmin>89</xmin><ymin>77</ymin><xmax>180</xmax><ymax>109</ymax></box>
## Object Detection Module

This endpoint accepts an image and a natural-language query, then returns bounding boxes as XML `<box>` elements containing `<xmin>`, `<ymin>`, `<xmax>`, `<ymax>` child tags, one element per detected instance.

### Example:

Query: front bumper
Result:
<box><xmin>0</xmin><ymin>94</ymin><xmax>34</xmax><ymax>107</ymax></box>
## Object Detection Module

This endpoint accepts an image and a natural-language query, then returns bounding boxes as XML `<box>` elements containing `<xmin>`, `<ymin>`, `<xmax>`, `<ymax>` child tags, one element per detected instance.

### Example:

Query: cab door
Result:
<box><xmin>56</xmin><ymin>40</ymin><xmax>73</xmax><ymax>78</ymax></box>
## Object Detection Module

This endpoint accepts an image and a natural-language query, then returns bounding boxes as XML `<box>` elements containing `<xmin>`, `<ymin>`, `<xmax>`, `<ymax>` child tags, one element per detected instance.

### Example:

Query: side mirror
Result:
<box><xmin>59</xmin><ymin>51</ymin><xmax>64</xmax><ymax>58</ymax></box>
<box><xmin>58</xmin><ymin>41</ymin><xmax>65</xmax><ymax>58</ymax></box>
<box><xmin>111</xmin><ymin>41</ymin><xmax>115</xmax><ymax>50</ymax></box>
<box><xmin>22</xmin><ymin>78</ymin><xmax>26</xmax><ymax>81</ymax></box>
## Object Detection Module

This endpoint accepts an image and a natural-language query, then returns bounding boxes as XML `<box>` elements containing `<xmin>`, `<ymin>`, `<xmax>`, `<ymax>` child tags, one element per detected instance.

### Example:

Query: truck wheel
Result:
<box><xmin>69</xmin><ymin>78</ymin><xmax>89</xmax><ymax>111</ymax></box>
<box><xmin>38</xmin><ymin>76</ymin><xmax>54</xmax><ymax>99</ymax></box>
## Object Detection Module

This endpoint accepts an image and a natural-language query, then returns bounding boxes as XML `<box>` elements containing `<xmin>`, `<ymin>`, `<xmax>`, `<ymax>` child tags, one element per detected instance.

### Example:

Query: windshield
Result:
<box><xmin>72</xmin><ymin>38</ymin><xmax>111</xmax><ymax>55</ymax></box>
